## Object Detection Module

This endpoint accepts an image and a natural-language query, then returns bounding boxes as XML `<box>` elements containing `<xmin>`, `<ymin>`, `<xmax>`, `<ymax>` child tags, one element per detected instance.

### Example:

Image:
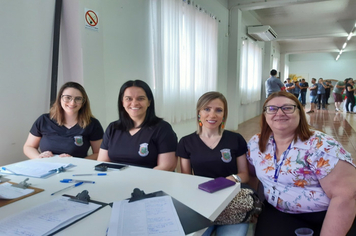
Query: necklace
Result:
<box><xmin>200</xmin><ymin>135</ymin><xmax>221</xmax><ymax>149</ymax></box>
<box><xmin>64</xmin><ymin>122</ymin><xmax>77</xmax><ymax>129</ymax></box>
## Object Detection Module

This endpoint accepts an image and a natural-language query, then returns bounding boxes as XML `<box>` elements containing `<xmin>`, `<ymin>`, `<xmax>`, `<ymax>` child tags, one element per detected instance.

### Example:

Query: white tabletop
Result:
<box><xmin>0</xmin><ymin>157</ymin><xmax>240</xmax><ymax>236</ymax></box>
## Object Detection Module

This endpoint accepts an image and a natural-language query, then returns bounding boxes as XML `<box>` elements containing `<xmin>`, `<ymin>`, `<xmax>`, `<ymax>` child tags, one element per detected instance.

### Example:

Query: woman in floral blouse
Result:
<box><xmin>247</xmin><ymin>91</ymin><xmax>356</xmax><ymax>236</ymax></box>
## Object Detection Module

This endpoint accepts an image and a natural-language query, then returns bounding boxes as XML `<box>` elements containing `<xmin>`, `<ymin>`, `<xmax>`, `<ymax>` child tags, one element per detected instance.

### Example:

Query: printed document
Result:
<box><xmin>108</xmin><ymin>195</ymin><xmax>185</xmax><ymax>236</ymax></box>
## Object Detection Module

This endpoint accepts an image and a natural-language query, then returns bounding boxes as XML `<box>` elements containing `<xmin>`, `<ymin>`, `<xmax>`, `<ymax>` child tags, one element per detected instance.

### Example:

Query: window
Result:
<box><xmin>149</xmin><ymin>0</ymin><xmax>218</xmax><ymax>123</ymax></box>
<box><xmin>240</xmin><ymin>39</ymin><xmax>262</xmax><ymax>104</ymax></box>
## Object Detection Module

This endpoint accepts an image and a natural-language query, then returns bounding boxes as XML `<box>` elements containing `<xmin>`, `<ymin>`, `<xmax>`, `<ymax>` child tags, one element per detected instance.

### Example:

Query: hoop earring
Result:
<box><xmin>198</xmin><ymin>115</ymin><xmax>202</xmax><ymax>127</ymax></box>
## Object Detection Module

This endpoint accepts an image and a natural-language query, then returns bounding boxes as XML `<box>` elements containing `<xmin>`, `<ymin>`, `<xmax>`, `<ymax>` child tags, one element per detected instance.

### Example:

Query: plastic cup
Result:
<box><xmin>295</xmin><ymin>228</ymin><xmax>314</xmax><ymax>236</ymax></box>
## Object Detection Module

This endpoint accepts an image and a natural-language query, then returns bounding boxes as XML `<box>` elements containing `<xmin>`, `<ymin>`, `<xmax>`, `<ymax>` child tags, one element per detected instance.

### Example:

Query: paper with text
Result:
<box><xmin>0</xmin><ymin>196</ymin><xmax>101</xmax><ymax>236</ymax></box>
<box><xmin>0</xmin><ymin>182</ymin><xmax>34</xmax><ymax>199</ymax></box>
<box><xmin>108</xmin><ymin>195</ymin><xmax>185</xmax><ymax>236</ymax></box>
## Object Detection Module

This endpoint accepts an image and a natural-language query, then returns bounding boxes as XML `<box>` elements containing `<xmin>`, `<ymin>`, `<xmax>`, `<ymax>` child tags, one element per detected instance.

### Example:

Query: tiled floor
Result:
<box><xmin>235</xmin><ymin>103</ymin><xmax>356</xmax><ymax>236</ymax></box>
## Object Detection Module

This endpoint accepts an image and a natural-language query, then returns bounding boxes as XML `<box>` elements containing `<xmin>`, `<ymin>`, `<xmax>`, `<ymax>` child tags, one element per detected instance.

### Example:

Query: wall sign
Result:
<box><xmin>85</xmin><ymin>8</ymin><xmax>99</xmax><ymax>31</ymax></box>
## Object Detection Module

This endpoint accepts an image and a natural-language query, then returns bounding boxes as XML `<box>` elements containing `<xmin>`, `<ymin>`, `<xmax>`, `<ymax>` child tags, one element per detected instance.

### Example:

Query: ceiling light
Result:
<box><xmin>347</xmin><ymin>33</ymin><xmax>352</xmax><ymax>41</ymax></box>
<box><xmin>336</xmin><ymin>22</ymin><xmax>356</xmax><ymax>61</ymax></box>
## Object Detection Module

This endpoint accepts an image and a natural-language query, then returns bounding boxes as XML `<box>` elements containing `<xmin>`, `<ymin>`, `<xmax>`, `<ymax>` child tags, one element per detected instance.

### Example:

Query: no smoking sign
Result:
<box><xmin>85</xmin><ymin>8</ymin><xmax>99</xmax><ymax>31</ymax></box>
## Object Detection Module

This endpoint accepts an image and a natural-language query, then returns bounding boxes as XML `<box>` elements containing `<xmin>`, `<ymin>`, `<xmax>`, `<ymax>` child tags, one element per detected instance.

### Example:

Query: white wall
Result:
<box><xmin>0</xmin><ymin>1</ymin><xmax>55</xmax><ymax>165</ymax></box>
<box><xmin>289</xmin><ymin>52</ymin><xmax>356</xmax><ymax>81</ymax></box>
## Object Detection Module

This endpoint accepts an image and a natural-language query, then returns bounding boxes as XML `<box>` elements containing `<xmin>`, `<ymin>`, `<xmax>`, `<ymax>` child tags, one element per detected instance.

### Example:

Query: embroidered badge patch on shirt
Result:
<box><xmin>74</xmin><ymin>135</ymin><xmax>83</xmax><ymax>146</ymax></box>
<box><xmin>220</xmin><ymin>148</ymin><xmax>232</xmax><ymax>163</ymax></box>
<box><xmin>138</xmin><ymin>143</ymin><xmax>149</xmax><ymax>157</ymax></box>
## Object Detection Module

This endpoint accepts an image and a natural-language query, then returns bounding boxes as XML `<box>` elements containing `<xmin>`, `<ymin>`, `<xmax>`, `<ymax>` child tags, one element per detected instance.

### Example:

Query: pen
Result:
<box><xmin>1</xmin><ymin>167</ymin><xmax>18</xmax><ymax>175</ymax></box>
<box><xmin>72</xmin><ymin>173</ymin><xmax>107</xmax><ymax>176</ymax></box>
<box><xmin>51</xmin><ymin>182</ymin><xmax>84</xmax><ymax>196</ymax></box>
<box><xmin>60</xmin><ymin>179</ymin><xmax>95</xmax><ymax>184</ymax></box>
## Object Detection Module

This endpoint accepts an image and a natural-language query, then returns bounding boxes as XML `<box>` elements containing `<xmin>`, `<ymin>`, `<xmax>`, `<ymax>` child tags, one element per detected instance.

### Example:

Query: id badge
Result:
<box><xmin>268</xmin><ymin>186</ymin><xmax>280</xmax><ymax>207</ymax></box>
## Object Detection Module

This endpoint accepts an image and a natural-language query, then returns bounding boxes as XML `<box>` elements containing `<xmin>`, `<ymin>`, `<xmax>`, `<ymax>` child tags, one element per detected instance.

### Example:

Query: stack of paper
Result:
<box><xmin>0</xmin><ymin>160</ymin><xmax>74</xmax><ymax>178</ymax></box>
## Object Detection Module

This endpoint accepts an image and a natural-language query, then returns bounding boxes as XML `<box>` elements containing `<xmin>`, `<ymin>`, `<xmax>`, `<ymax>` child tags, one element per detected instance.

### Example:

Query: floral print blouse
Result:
<box><xmin>247</xmin><ymin>131</ymin><xmax>354</xmax><ymax>214</ymax></box>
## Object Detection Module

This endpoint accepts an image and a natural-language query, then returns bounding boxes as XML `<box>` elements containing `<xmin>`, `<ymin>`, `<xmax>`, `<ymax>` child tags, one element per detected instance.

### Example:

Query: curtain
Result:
<box><xmin>285</xmin><ymin>65</ymin><xmax>289</xmax><ymax>80</ymax></box>
<box><xmin>149</xmin><ymin>0</ymin><xmax>218</xmax><ymax>123</ymax></box>
<box><xmin>240</xmin><ymin>39</ymin><xmax>262</xmax><ymax>105</ymax></box>
<box><xmin>272</xmin><ymin>57</ymin><xmax>279</xmax><ymax>72</ymax></box>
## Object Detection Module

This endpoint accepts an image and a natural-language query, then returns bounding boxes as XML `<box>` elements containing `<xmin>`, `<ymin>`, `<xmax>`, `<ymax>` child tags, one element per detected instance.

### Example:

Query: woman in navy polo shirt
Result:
<box><xmin>177</xmin><ymin>91</ymin><xmax>250</xmax><ymax>236</ymax></box>
<box><xmin>23</xmin><ymin>82</ymin><xmax>104</xmax><ymax>159</ymax></box>
<box><xmin>98</xmin><ymin>80</ymin><xmax>177</xmax><ymax>171</ymax></box>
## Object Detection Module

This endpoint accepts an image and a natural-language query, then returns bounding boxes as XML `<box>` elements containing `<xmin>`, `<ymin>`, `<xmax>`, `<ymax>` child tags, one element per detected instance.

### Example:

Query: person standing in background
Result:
<box><xmin>306</xmin><ymin>78</ymin><xmax>317</xmax><ymax>113</ymax></box>
<box><xmin>294</xmin><ymin>79</ymin><xmax>301</xmax><ymax>99</ymax></box>
<box><xmin>317</xmin><ymin>78</ymin><xmax>328</xmax><ymax>110</ymax></box>
<box><xmin>333</xmin><ymin>78</ymin><xmax>348</xmax><ymax>112</ymax></box>
<box><xmin>345</xmin><ymin>78</ymin><xmax>356</xmax><ymax>114</ymax></box>
<box><xmin>325</xmin><ymin>80</ymin><xmax>333</xmax><ymax>105</ymax></box>
<box><xmin>299</xmin><ymin>78</ymin><xmax>309</xmax><ymax>107</ymax></box>
<box><xmin>285</xmin><ymin>78</ymin><xmax>295</xmax><ymax>96</ymax></box>
<box><xmin>265</xmin><ymin>69</ymin><xmax>284</xmax><ymax>97</ymax></box>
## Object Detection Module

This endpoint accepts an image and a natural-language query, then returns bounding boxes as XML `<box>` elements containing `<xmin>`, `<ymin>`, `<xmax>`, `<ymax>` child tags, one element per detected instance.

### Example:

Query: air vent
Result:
<box><xmin>247</xmin><ymin>25</ymin><xmax>277</xmax><ymax>41</ymax></box>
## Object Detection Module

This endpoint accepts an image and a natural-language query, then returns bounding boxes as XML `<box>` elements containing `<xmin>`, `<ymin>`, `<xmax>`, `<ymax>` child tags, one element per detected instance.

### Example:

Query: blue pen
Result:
<box><xmin>1</xmin><ymin>167</ymin><xmax>17</xmax><ymax>175</ymax></box>
<box><xmin>60</xmin><ymin>179</ymin><xmax>95</xmax><ymax>184</ymax></box>
<box><xmin>51</xmin><ymin>182</ymin><xmax>84</xmax><ymax>196</ymax></box>
<box><xmin>72</xmin><ymin>173</ymin><xmax>107</xmax><ymax>176</ymax></box>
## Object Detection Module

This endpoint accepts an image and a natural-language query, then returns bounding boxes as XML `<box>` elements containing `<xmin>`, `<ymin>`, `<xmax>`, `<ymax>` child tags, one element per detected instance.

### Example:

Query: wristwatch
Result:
<box><xmin>232</xmin><ymin>174</ymin><xmax>241</xmax><ymax>183</ymax></box>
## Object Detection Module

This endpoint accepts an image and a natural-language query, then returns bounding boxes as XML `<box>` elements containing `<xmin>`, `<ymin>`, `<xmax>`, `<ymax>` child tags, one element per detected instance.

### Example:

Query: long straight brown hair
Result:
<box><xmin>259</xmin><ymin>91</ymin><xmax>313</xmax><ymax>152</ymax></box>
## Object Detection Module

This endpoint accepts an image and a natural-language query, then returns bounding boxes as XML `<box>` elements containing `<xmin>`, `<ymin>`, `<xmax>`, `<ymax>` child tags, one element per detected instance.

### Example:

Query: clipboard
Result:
<box><xmin>125</xmin><ymin>188</ymin><xmax>213</xmax><ymax>235</ymax></box>
<box><xmin>0</xmin><ymin>181</ymin><xmax>44</xmax><ymax>208</ymax></box>
<box><xmin>47</xmin><ymin>190</ymin><xmax>109</xmax><ymax>236</ymax></box>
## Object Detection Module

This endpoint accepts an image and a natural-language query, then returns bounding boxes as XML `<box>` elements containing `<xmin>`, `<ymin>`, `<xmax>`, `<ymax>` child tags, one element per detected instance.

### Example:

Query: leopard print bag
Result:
<box><xmin>214</xmin><ymin>184</ymin><xmax>263</xmax><ymax>225</ymax></box>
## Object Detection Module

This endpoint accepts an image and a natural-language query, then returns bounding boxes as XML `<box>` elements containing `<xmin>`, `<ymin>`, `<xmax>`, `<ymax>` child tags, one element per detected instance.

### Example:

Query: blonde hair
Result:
<box><xmin>196</xmin><ymin>92</ymin><xmax>228</xmax><ymax>135</ymax></box>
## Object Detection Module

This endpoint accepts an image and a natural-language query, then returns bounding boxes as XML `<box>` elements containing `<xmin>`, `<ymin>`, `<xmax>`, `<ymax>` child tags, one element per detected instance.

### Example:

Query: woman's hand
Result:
<box><xmin>38</xmin><ymin>151</ymin><xmax>54</xmax><ymax>158</ymax></box>
<box><xmin>58</xmin><ymin>153</ymin><xmax>72</xmax><ymax>157</ymax></box>
<box><xmin>226</xmin><ymin>175</ymin><xmax>236</xmax><ymax>182</ymax></box>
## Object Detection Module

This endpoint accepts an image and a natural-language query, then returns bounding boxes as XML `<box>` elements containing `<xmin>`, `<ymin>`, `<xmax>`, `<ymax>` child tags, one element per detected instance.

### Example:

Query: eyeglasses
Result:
<box><xmin>264</xmin><ymin>105</ymin><xmax>297</xmax><ymax>114</ymax></box>
<box><xmin>61</xmin><ymin>95</ymin><xmax>84</xmax><ymax>104</ymax></box>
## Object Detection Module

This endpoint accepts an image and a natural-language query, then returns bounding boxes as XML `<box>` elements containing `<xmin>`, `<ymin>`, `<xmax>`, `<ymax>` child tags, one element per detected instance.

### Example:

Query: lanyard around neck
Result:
<box><xmin>272</xmin><ymin>139</ymin><xmax>292</xmax><ymax>183</ymax></box>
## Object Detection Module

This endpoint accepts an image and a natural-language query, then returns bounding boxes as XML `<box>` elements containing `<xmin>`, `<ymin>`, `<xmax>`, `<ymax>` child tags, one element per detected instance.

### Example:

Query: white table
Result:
<box><xmin>0</xmin><ymin>157</ymin><xmax>240</xmax><ymax>236</ymax></box>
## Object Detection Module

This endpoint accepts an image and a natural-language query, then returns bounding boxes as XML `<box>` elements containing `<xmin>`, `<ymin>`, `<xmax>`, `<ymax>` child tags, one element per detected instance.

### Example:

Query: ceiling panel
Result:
<box><xmin>229</xmin><ymin>0</ymin><xmax>356</xmax><ymax>55</ymax></box>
